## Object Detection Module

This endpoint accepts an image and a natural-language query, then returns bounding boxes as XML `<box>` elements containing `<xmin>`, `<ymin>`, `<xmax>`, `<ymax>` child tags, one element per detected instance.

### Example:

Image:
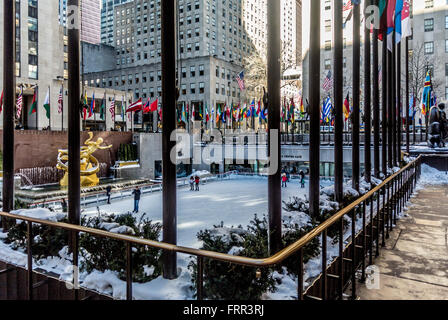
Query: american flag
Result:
<box><xmin>16</xmin><ymin>87</ymin><xmax>23</xmax><ymax>119</ymax></box>
<box><xmin>343</xmin><ymin>0</ymin><xmax>352</xmax><ymax>11</ymax></box>
<box><xmin>57</xmin><ymin>87</ymin><xmax>63</xmax><ymax>114</ymax></box>
<box><xmin>109</xmin><ymin>98</ymin><xmax>115</xmax><ymax>121</ymax></box>
<box><xmin>236</xmin><ymin>71</ymin><xmax>246</xmax><ymax>91</ymax></box>
<box><xmin>322</xmin><ymin>70</ymin><xmax>333</xmax><ymax>92</ymax></box>
<box><xmin>378</xmin><ymin>65</ymin><xmax>382</xmax><ymax>84</ymax></box>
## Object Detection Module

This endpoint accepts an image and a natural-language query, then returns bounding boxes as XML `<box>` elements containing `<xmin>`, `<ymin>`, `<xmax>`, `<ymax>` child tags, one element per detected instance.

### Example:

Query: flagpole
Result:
<box><xmin>49</xmin><ymin>85</ymin><xmax>51</xmax><ymax>131</ymax></box>
<box><xmin>36</xmin><ymin>86</ymin><xmax>38</xmax><ymax>130</ymax></box>
<box><xmin>405</xmin><ymin>37</ymin><xmax>410</xmax><ymax>153</ymax></box>
<box><xmin>372</xmin><ymin>0</ymin><xmax>380</xmax><ymax>178</ymax></box>
<box><xmin>363</xmin><ymin>0</ymin><xmax>371</xmax><ymax>183</ymax></box>
<box><xmin>352</xmin><ymin>0</ymin><xmax>360</xmax><ymax>191</ymax></box>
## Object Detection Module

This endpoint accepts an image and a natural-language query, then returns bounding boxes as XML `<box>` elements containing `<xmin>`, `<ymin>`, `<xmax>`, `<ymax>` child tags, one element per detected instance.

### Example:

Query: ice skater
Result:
<box><xmin>189</xmin><ymin>176</ymin><xmax>195</xmax><ymax>191</ymax></box>
<box><xmin>281</xmin><ymin>173</ymin><xmax>287</xmax><ymax>188</ymax></box>
<box><xmin>299</xmin><ymin>170</ymin><xmax>305</xmax><ymax>188</ymax></box>
<box><xmin>132</xmin><ymin>186</ymin><xmax>141</xmax><ymax>213</ymax></box>
<box><xmin>106</xmin><ymin>185</ymin><xmax>112</xmax><ymax>204</ymax></box>
<box><xmin>195</xmin><ymin>175</ymin><xmax>200</xmax><ymax>191</ymax></box>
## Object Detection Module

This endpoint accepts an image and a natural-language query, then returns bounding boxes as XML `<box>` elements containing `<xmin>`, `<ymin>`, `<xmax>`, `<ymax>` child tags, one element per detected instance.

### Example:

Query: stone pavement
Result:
<box><xmin>356</xmin><ymin>185</ymin><xmax>448</xmax><ymax>300</ymax></box>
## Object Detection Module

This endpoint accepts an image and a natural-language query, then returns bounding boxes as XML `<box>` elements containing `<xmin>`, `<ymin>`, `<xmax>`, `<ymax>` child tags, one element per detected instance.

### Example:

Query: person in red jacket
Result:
<box><xmin>281</xmin><ymin>173</ymin><xmax>287</xmax><ymax>188</ymax></box>
<box><xmin>195</xmin><ymin>175</ymin><xmax>200</xmax><ymax>191</ymax></box>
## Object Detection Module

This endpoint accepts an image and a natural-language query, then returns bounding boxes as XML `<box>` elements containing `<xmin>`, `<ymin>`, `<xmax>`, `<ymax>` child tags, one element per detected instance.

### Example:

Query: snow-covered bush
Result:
<box><xmin>5</xmin><ymin>215</ymin><xmax>69</xmax><ymax>259</ymax></box>
<box><xmin>79</xmin><ymin>213</ymin><xmax>162</xmax><ymax>283</ymax></box>
<box><xmin>189</xmin><ymin>216</ymin><xmax>276</xmax><ymax>300</ymax></box>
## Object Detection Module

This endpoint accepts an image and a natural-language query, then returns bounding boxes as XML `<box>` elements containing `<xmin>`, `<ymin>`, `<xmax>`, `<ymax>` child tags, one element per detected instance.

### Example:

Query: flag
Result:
<box><xmin>395</xmin><ymin>0</ymin><xmax>404</xmax><ymax>44</ymax></box>
<box><xmin>322</xmin><ymin>70</ymin><xmax>333</xmax><ymax>91</ymax></box>
<box><xmin>121</xmin><ymin>96</ymin><xmax>125</xmax><ymax>119</ymax></box>
<box><xmin>290</xmin><ymin>98</ymin><xmax>295</xmax><ymax>123</ymax></box>
<box><xmin>82</xmin><ymin>91</ymin><xmax>87</xmax><ymax>120</ymax></box>
<box><xmin>378</xmin><ymin>65</ymin><xmax>382</xmax><ymax>84</ymax></box>
<box><xmin>29</xmin><ymin>88</ymin><xmax>37</xmax><ymax>115</ymax></box>
<box><xmin>192</xmin><ymin>104</ymin><xmax>196</xmax><ymax>121</ymax></box>
<box><xmin>16</xmin><ymin>87</ymin><xmax>23</xmax><ymax>118</ymax></box>
<box><xmin>343</xmin><ymin>9</ymin><xmax>353</xmax><ymax>29</ymax></box>
<box><xmin>100</xmin><ymin>94</ymin><xmax>105</xmax><ymax>120</ymax></box>
<box><xmin>300</xmin><ymin>96</ymin><xmax>305</xmax><ymax>116</ymax></box>
<box><xmin>387</xmin><ymin>0</ymin><xmax>397</xmax><ymax>51</ymax></box>
<box><xmin>401</xmin><ymin>0</ymin><xmax>411</xmax><ymax>39</ymax></box>
<box><xmin>43</xmin><ymin>88</ymin><xmax>50</xmax><ymax>119</ymax></box>
<box><xmin>250</xmin><ymin>99</ymin><xmax>255</xmax><ymax>117</ymax></box>
<box><xmin>144</xmin><ymin>98</ymin><xmax>158</xmax><ymax>113</ymax></box>
<box><xmin>109</xmin><ymin>98</ymin><xmax>115</xmax><ymax>121</ymax></box>
<box><xmin>158</xmin><ymin>104</ymin><xmax>163</xmax><ymax>121</ymax></box>
<box><xmin>322</xmin><ymin>97</ymin><xmax>333</xmax><ymax>123</ymax></box>
<box><xmin>182</xmin><ymin>103</ymin><xmax>187</xmax><ymax>122</ymax></box>
<box><xmin>343</xmin><ymin>0</ymin><xmax>352</xmax><ymax>11</ymax></box>
<box><xmin>343</xmin><ymin>93</ymin><xmax>351</xmax><ymax>121</ymax></box>
<box><xmin>126</xmin><ymin>98</ymin><xmax>142</xmax><ymax>113</ymax></box>
<box><xmin>89</xmin><ymin>92</ymin><xmax>95</xmax><ymax>118</ymax></box>
<box><xmin>236</xmin><ymin>71</ymin><xmax>246</xmax><ymax>91</ymax></box>
<box><xmin>0</xmin><ymin>90</ymin><xmax>3</xmax><ymax>113</ymax></box>
<box><xmin>205</xmin><ymin>105</ymin><xmax>210</xmax><ymax>122</ymax></box>
<box><xmin>421</xmin><ymin>71</ymin><xmax>431</xmax><ymax>116</ymax></box>
<box><xmin>378</xmin><ymin>0</ymin><xmax>388</xmax><ymax>40</ymax></box>
<box><xmin>57</xmin><ymin>87</ymin><xmax>63</xmax><ymax>114</ymax></box>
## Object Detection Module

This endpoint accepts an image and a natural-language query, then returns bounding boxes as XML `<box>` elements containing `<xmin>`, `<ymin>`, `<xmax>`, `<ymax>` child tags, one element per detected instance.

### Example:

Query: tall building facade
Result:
<box><xmin>84</xmin><ymin>0</ymin><xmax>303</xmax><ymax>131</ymax></box>
<box><xmin>101</xmin><ymin>0</ymin><xmax>132</xmax><ymax>45</ymax></box>
<box><xmin>59</xmin><ymin>0</ymin><xmax>101</xmax><ymax>44</ymax></box>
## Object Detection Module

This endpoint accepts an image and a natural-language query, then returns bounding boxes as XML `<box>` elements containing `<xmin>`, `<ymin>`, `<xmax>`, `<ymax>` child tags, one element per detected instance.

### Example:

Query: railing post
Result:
<box><xmin>351</xmin><ymin>208</ymin><xmax>357</xmax><ymax>299</ymax></box>
<box><xmin>297</xmin><ymin>248</ymin><xmax>304</xmax><ymax>300</ymax></box>
<box><xmin>352</xmin><ymin>1</ymin><xmax>361</xmax><ymax>191</ymax></box>
<box><xmin>321</xmin><ymin>229</ymin><xmax>327</xmax><ymax>300</ymax></box>
<box><xmin>126</xmin><ymin>242</ymin><xmax>133</xmax><ymax>300</ymax></box>
<box><xmin>27</xmin><ymin>221</ymin><xmax>33</xmax><ymax>300</ymax></box>
<box><xmin>376</xmin><ymin>190</ymin><xmax>381</xmax><ymax>256</ymax></box>
<box><xmin>197</xmin><ymin>256</ymin><xmax>204</xmax><ymax>300</ymax></box>
<box><xmin>369</xmin><ymin>195</ymin><xmax>374</xmax><ymax>265</ymax></box>
<box><xmin>361</xmin><ymin>201</ymin><xmax>366</xmax><ymax>282</ymax></box>
<box><xmin>338</xmin><ymin>218</ymin><xmax>344</xmax><ymax>300</ymax></box>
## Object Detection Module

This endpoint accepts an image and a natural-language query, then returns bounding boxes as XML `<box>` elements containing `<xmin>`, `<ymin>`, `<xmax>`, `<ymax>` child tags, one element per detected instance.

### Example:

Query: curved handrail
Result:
<box><xmin>0</xmin><ymin>156</ymin><xmax>421</xmax><ymax>268</ymax></box>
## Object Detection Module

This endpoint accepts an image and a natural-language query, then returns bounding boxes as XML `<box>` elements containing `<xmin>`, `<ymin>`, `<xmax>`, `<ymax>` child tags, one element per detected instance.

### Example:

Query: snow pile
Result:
<box><xmin>11</xmin><ymin>208</ymin><xmax>65</xmax><ymax>222</ymax></box>
<box><xmin>418</xmin><ymin>164</ymin><xmax>448</xmax><ymax>186</ymax></box>
<box><xmin>189</xmin><ymin>170</ymin><xmax>211</xmax><ymax>178</ymax></box>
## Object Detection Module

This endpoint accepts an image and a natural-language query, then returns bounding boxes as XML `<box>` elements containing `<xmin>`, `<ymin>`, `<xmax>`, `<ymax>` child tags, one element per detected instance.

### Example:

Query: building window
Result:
<box><xmin>425</xmin><ymin>0</ymin><xmax>433</xmax><ymax>8</ymax></box>
<box><xmin>424</xmin><ymin>41</ymin><xmax>434</xmax><ymax>54</ymax></box>
<box><xmin>199</xmin><ymin>82</ymin><xmax>205</xmax><ymax>94</ymax></box>
<box><xmin>424</xmin><ymin>18</ymin><xmax>434</xmax><ymax>32</ymax></box>
<box><xmin>324</xmin><ymin>59</ymin><xmax>331</xmax><ymax>70</ymax></box>
<box><xmin>199</xmin><ymin>64</ymin><xmax>204</xmax><ymax>76</ymax></box>
<box><xmin>325</xmin><ymin>40</ymin><xmax>331</xmax><ymax>51</ymax></box>
<box><xmin>446</xmin><ymin>87</ymin><xmax>448</xmax><ymax>101</ymax></box>
<box><xmin>190</xmin><ymin>83</ymin><xmax>196</xmax><ymax>94</ymax></box>
<box><xmin>446</xmin><ymin>39</ymin><xmax>448</xmax><ymax>53</ymax></box>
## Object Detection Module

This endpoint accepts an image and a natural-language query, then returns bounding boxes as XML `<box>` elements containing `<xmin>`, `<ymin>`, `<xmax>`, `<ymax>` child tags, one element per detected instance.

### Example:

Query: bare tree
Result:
<box><xmin>242</xmin><ymin>39</ymin><xmax>301</xmax><ymax>99</ymax></box>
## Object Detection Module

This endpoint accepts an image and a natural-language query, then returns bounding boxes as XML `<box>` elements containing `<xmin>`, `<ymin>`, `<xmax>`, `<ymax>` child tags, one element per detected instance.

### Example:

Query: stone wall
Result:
<box><xmin>0</xmin><ymin>130</ymin><xmax>133</xmax><ymax>172</ymax></box>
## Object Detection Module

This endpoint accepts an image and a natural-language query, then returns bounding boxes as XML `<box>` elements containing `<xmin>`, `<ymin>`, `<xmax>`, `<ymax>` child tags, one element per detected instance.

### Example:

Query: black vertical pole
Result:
<box><xmin>267</xmin><ymin>0</ymin><xmax>282</xmax><ymax>253</ymax></box>
<box><xmin>2</xmin><ymin>0</ymin><xmax>16</xmax><ymax>229</ymax></box>
<box><xmin>397</xmin><ymin>41</ymin><xmax>402</xmax><ymax>163</ymax></box>
<box><xmin>67</xmin><ymin>0</ymin><xmax>81</xmax><ymax>227</ymax></box>
<box><xmin>372</xmin><ymin>0</ymin><xmax>380</xmax><ymax>178</ymax></box>
<box><xmin>161</xmin><ymin>0</ymin><xmax>177</xmax><ymax>279</ymax></box>
<box><xmin>309</xmin><ymin>0</ymin><xmax>321</xmax><ymax>218</ymax></box>
<box><xmin>381</xmin><ymin>28</ymin><xmax>388</xmax><ymax>176</ymax></box>
<box><xmin>387</xmin><ymin>48</ymin><xmax>393</xmax><ymax>169</ymax></box>
<box><xmin>364</xmin><ymin>0</ymin><xmax>371</xmax><ymax>183</ymax></box>
<box><xmin>352</xmin><ymin>2</ymin><xmax>360</xmax><ymax>191</ymax></box>
<box><xmin>333</xmin><ymin>0</ymin><xmax>343</xmax><ymax>203</ymax></box>
<box><xmin>392</xmin><ymin>33</ymin><xmax>397</xmax><ymax>167</ymax></box>
<box><xmin>406</xmin><ymin>38</ymin><xmax>410</xmax><ymax>154</ymax></box>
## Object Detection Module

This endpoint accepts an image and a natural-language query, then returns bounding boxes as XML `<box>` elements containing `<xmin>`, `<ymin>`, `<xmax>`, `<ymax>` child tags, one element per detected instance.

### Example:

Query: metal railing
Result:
<box><xmin>0</xmin><ymin>156</ymin><xmax>422</xmax><ymax>300</ymax></box>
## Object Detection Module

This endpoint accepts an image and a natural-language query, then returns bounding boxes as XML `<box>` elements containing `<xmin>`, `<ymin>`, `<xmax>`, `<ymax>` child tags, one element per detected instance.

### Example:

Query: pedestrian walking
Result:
<box><xmin>195</xmin><ymin>175</ymin><xmax>200</xmax><ymax>191</ymax></box>
<box><xmin>281</xmin><ymin>173</ymin><xmax>287</xmax><ymax>188</ymax></box>
<box><xmin>132</xmin><ymin>186</ymin><xmax>141</xmax><ymax>213</ymax></box>
<box><xmin>299</xmin><ymin>170</ymin><xmax>305</xmax><ymax>188</ymax></box>
<box><xmin>189</xmin><ymin>176</ymin><xmax>195</xmax><ymax>191</ymax></box>
<box><xmin>286</xmin><ymin>171</ymin><xmax>291</xmax><ymax>182</ymax></box>
<box><xmin>106</xmin><ymin>185</ymin><xmax>112</xmax><ymax>204</ymax></box>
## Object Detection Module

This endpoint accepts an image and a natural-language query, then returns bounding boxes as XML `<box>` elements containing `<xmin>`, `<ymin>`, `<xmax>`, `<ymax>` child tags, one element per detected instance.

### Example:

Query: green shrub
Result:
<box><xmin>79</xmin><ymin>213</ymin><xmax>162</xmax><ymax>283</ymax></box>
<box><xmin>189</xmin><ymin>216</ymin><xmax>276</xmax><ymax>300</ymax></box>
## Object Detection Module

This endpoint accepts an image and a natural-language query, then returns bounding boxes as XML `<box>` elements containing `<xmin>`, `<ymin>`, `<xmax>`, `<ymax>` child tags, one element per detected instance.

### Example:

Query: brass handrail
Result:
<box><xmin>0</xmin><ymin>156</ymin><xmax>421</xmax><ymax>268</ymax></box>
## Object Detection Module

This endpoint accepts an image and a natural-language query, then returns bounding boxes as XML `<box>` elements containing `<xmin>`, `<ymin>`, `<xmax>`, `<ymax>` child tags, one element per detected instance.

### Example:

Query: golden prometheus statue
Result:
<box><xmin>57</xmin><ymin>132</ymin><xmax>112</xmax><ymax>187</ymax></box>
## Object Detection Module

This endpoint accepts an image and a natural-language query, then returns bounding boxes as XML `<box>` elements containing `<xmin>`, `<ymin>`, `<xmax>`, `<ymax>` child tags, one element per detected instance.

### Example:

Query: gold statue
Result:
<box><xmin>57</xmin><ymin>132</ymin><xmax>112</xmax><ymax>187</ymax></box>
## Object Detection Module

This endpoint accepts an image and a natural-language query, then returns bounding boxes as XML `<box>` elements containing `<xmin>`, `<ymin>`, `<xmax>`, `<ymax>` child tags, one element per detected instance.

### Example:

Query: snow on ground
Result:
<box><xmin>417</xmin><ymin>164</ymin><xmax>448</xmax><ymax>188</ymax></box>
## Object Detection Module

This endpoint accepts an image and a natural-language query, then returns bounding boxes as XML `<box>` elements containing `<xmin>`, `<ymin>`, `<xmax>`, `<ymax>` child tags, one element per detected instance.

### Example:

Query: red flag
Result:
<box><xmin>158</xmin><ymin>105</ymin><xmax>162</xmax><ymax>120</ymax></box>
<box><xmin>0</xmin><ymin>90</ymin><xmax>3</xmax><ymax>113</ymax></box>
<box><xmin>126</xmin><ymin>98</ymin><xmax>142</xmax><ymax>113</ymax></box>
<box><xmin>144</xmin><ymin>98</ymin><xmax>158</xmax><ymax>113</ymax></box>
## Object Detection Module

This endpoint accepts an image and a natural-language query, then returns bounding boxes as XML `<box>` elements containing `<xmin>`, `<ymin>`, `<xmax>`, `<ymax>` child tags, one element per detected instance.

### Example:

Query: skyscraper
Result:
<box><xmin>59</xmin><ymin>0</ymin><xmax>101</xmax><ymax>44</ymax></box>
